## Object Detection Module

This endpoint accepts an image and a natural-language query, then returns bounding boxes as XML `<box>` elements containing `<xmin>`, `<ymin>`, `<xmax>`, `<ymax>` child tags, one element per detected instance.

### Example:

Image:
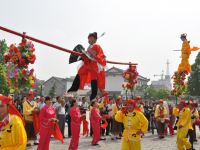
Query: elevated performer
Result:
<box><xmin>173</xmin><ymin>101</ymin><xmax>192</xmax><ymax>150</ymax></box>
<box><xmin>68</xmin><ymin>32</ymin><xmax>107</xmax><ymax>101</ymax></box>
<box><xmin>115</xmin><ymin>99</ymin><xmax>148</xmax><ymax>150</ymax></box>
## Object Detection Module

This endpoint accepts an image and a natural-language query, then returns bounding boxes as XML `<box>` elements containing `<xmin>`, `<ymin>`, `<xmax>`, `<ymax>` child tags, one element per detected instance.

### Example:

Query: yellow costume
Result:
<box><xmin>23</xmin><ymin>100</ymin><xmax>37</xmax><ymax>141</ymax></box>
<box><xmin>192</xmin><ymin>109</ymin><xmax>199</xmax><ymax>119</ymax></box>
<box><xmin>0</xmin><ymin>114</ymin><xmax>27</xmax><ymax>150</ymax></box>
<box><xmin>155</xmin><ymin>107</ymin><xmax>167</xmax><ymax>120</ymax></box>
<box><xmin>173</xmin><ymin>107</ymin><xmax>192</xmax><ymax>150</ymax></box>
<box><xmin>178</xmin><ymin>40</ymin><xmax>191</xmax><ymax>72</ymax></box>
<box><xmin>115</xmin><ymin>110</ymin><xmax>148</xmax><ymax>150</ymax></box>
<box><xmin>136</xmin><ymin>104</ymin><xmax>144</xmax><ymax>114</ymax></box>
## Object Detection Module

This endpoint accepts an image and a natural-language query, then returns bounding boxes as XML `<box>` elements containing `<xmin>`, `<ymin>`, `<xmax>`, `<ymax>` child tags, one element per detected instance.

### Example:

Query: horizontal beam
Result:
<box><xmin>0</xmin><ymin>26</ymin><xmax>138</xmax><ymax>65</ymax></box>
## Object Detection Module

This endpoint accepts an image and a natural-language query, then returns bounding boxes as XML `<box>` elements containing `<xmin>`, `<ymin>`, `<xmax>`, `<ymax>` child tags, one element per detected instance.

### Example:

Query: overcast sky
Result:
<box><xmin>1</xmin><ymin>0</ymin><xmax>200</xmax><ymax>83</ymax></box>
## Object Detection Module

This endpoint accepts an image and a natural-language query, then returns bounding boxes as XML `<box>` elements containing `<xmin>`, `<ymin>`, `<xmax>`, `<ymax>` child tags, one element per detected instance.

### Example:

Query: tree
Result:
<box><xmin>156</xmin><ymin>89</ymin><xmax>170</xmax><ymax>99</ymax></box>
<box><xmin>0</xmin><ymin>64</ymin><xmax>10</xmax><ymax>96</ymax></box>
<box><xmin>112</xmin><ymin>92</ymin><xmax>117</xmax><ymax>100</ymax></box>
<box><xmin>187</xmin><ymin>52</ymin><xmax>200</xmax><ymax>96</ymax></box>
<box><xmin>136</xmin><ymin>84</ymin><xmax>149</xmax><ymax>92</ymax></box>
<box><xmin>49</xmin><ymin>82</ymin><xmax>57</xmax><ymax>98</ymax></box>
<box><xmin>144</xmin><ymin>86</ymin><xmax>157</xmax><ymax>99</ymax></box>
<box><xmin>0</xmin><ymin>39</ymin><xmax>9</xmax><ymax>66</ymax></box>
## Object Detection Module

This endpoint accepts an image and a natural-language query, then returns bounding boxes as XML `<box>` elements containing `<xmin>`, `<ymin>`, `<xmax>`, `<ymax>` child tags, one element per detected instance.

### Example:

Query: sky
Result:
<box><xmin>1</xmin><ymin>0</ymin><xmax>200</xmax><ymax>83</ymax></box>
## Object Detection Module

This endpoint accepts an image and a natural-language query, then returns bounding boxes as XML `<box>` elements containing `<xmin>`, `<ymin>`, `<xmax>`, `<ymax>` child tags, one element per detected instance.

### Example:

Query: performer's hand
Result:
<box><xmin>136</xmin><ymin>130</ymin><xmax>143</xmax><ymax>135</ymax></box>
<box><xmin>178</xmin><ymin>125</ymin><xmax>183</xmax><ymax>129</ymax></box>
<box><xmin>121</xmin><ymin>106</ymin><xmax>126</xmax><ymax>111</ymax></box>
<box><xmin>156</xmin><ymin>119</ymin><xmax>159</xmax><ymax>122</ymax></box>
<box><xmin>175</xmin><ymin>104</ymin><xmax>179</xmax><ymax>108</ymax></box>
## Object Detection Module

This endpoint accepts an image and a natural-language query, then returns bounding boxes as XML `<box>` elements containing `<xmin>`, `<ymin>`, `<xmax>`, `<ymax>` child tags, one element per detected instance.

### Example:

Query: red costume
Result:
<box><xmin>91</xmin><ymin>107</ymin><xmax>102</xmax><ymax>145</ymax></box>
<box><xmin>69</xmin><ymin>107</ymin><xmax>82</xmax><ymax>150</ymax></box>
<box><xmin>37</xmin><ymin>106</ymin><xmax>56</xmax><ymax>150</ymax></box>
<box><xmin>164</xmin><ymin>107</ymin><xmax>174</xmax><ymax>135</ymax></box>
<box><xmin>68</xmin><ymin>32</ymin><xmax>107</xmax><ymax>101</ymax></box>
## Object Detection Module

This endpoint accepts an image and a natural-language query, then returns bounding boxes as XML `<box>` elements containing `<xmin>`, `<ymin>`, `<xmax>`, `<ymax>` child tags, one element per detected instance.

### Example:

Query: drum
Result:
<box><xmin>160</xmin><ymin>118</ymin><xmax>165</xmax><ymax>123</ymax></box>
<box><xmin>191</xmin><ymin>118</ymin><xmax>196</xmax><ymax>124</ymax></box>
<box><xmin>164</xmin><ymin>118</ymin><xmax>170</xmax><ymax>124</ymax></box>
<box><xmin>194</xmin><ymin>119</ymin><xmax>200</xmax><ymax>125</ymax></box>
<box><xmin>34</xmin><ymin>107</ymin><xmax>40</xmax><ymax>114</ymax></box>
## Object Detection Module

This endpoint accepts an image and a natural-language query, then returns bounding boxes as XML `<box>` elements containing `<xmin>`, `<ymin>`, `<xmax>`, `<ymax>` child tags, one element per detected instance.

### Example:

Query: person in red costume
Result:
<box><xmin>68</xmin><ymin>32</ymin><xmax>107</xmax><ymax>101</ymax></box>
<box><xmin>164</xmin><ymin>103</ymin><xmax>175</xmax><ymax>135</ymax></box>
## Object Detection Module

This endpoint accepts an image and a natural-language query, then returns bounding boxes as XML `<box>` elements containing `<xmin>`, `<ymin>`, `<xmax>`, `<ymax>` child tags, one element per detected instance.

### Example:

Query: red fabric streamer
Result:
<box><xmin>50</xmin><ymin>121</ymin><xmax>64</xmax><ymax>143</ymax></box>
<box><xmin>102</xmin><ymin>114</ymin><xmax>111</xmax><ymax>119</ymax></box>
<box><xmin>32</xmin><ymin>110</ymin><xmax>40</xmax><ymax>135</ymax></box>
<box><xmin>122</xmin><ymin>99</ymin><xmax>141</xmax><ymax>114</ymax></box>
<box><xmin>101</xmin><ymin>120</ymin><xmax>108</xmax><ymax>129</ymax></box>
<box><xmin>82</xmin><ymin>117</ymin><xmax>89</xmax><ymax>137</ymax></box>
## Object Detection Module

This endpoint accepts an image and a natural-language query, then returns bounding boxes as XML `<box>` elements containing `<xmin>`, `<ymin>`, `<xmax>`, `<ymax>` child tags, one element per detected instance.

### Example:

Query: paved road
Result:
<box><xmin>26</xmin><ymin>111</ymin><xmax>200</xmax><ymax>150</ymax></box>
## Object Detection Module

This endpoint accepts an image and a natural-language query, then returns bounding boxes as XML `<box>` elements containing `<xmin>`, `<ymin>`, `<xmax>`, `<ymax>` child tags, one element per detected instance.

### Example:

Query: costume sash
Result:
<box><xmin>50</xmin><ymin>121</ymin><xmax>64</xmax><ymax>143</ymax></box>
<box><xmin>33</xmin><ymin>110</ymin><xmax>40</xmax><ymax>135</ymax></box>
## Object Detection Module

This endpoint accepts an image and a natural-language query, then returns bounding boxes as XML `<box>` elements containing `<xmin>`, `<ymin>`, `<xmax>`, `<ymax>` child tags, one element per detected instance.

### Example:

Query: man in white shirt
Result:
<box><xmin>55</xmin><ymin>99</ymin><xmax>66</xmax><ymax>138</ymax></box>
<box><xmin>78</xmin><ymin>98</ymin><xmax>82</xmax><ymax>107</ymax></box>
<box><xmin>36</xmin><ymin>96</ymin><xmax>41</xmax><ymax>107</ymax></box>
<box><xmin>38</xmin><ymin>96</ymin><xmax>46</xmax><ymax>109</ymax></box>
<box><xmin>80</xmin><ymin>97</ymin><xmax>88</xmax><ymax>118</ymax></box>
<box><xmin>52</xmin><ymin>96</ymin><xmax>57</xmax><ymax>105</ymax></box>
<box><xmin>53</xmin><ymin>96</ymin><xmax>61</xmax><ymax>108</ymax></box>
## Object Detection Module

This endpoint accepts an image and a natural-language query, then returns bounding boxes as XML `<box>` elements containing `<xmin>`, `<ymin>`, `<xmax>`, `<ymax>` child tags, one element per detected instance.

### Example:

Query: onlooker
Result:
<box><xmin>20</xmin><ymin>96</ymin><xmax>26</xmax><ymax>117</ymax></box>
<box><xmin>65</xmin><ymin>96</ymin><xmax>73</xmax><ymax>137</ymax></box>
<box><xmin>53</xmin><ymin>96</ymin><xmax>61</xmax><ymax>108</ymax></box>
<box><xmin>78</xmin><ymin>98</ymin><xmax>82</xmax><ymax>107</ymax></box>
<box><xmin>80</xmin><ymin>97</ymin><xmax>88</xmax><ymax>118</ymax></box>
<box><xmin>52</xmin><ymin>96</ymin><xmax>57</xmax><ymax>105</ymax></box>
<box><xmin>36</xmin><ymin>97</ymin><xmax>41</xmax><ymax>107</ymax></box>
<box><xmin>38</xmin><ymin>96</ymin><xmax>46</xmax><ymax>109</ymax></box>
<box><xmin>144</xmin><ymin>101</ymin><xmax>150</xmax><ymax>131</ymax></box>
<box><xmin>56</xmin><ymin>99</ymin><xmax>66</xmax><ymax>138</ymax></box>
<box><xmin>107</xmin><ymin>98</ymin><xmax>114</xmax><ymax>134</ymax></box>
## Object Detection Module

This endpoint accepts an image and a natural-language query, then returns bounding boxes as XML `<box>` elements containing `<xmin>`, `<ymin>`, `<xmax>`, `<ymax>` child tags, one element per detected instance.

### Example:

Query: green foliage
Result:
<box><xmin>144</xmin><ymin>86</ymin><xmax>157</xmax><ymax>98</ymax></box>
<box><xmin>156</xmin><ymin>89</ymin><xmax>170</xmax><ymax>99</ymax></box>
<box><xmin>112</xmin><ymin>92</ymin><xmax>117</xmax><ymax>100</ymax></box>
<box><xmin>0</xmin><ymin>64</ymin><xmax>10</xmax><ymax>96</ymax></box>
<box><xmin>48</xmin><ymin>82</ymin><xmax>57</xmax><ymax>98</ymax></box>
<box><xmin>187</xmin><ymin>52</ymin><xmax>200</xmax><ymax>96</ymax></box>
<box><xmin>136</xmin><ymin>84</ymin><xmax>149</xmax><ymax>92</ymax></box>
<box><xmin>0</xmin><ymin>39</ymin><xmax>9</xmax><ymax>66</ymax></box>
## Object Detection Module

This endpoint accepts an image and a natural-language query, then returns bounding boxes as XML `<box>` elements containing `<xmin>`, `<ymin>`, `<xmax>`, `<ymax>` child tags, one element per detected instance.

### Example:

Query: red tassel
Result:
<box><xmin>101</xmin><ymin>120</ymin><xmax>108</xmax><ymax>129</ymax></box>
<box><xmin>51</xmin><ymin>121</ymin><xmax>64</xmax><ymax>143</ymax></box>
<box><xmin>102</xmin><ymin>114</ymin><xmax>111</xmax><ymax>119</ymax></box>
<box><xmin>32</xmin><ymin>110</ymin><xmax>40</xmax><ymax>135</ymax></box>
<box><xmin>82</xmin><ymin>117</ymin><xmax>89</xmax><ymax>137</ymax></box>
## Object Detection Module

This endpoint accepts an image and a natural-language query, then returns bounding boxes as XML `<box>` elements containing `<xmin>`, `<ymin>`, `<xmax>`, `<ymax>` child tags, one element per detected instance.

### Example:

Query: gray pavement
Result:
<box><xmin>26</xmin><ymin>111</ymin><xmax>200</xmax><ymax>150</ymax></box>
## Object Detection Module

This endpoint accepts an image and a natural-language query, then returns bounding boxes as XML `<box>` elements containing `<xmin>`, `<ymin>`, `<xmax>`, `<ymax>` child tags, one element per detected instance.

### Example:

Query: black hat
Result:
<box><xmin>88</xmin><ymin>32</ymin><xmax>97</xmax><ymax>39</ymax></box>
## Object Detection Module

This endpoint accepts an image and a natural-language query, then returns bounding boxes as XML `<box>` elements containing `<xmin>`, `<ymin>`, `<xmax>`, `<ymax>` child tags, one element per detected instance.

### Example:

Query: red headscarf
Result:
<box><xmin>179</xmin><ymin>100</ymin><xmax>189</xmax><ymax>113</ymax></box>
<box><xmin>189</xmin><ymin>101</ymin><xmax>196</xmax><ymax>109</ymax></box>
<box><xmin>122</xmin><ymin>99</ymin><xmax>141</xmax><ymax>114</ymax></box>
<box><xmin>27</xmin><ymin>90</ymin><xmax>34</xmax><ymax>98</ymax></box>
<box><xmin>0</xmin><ymin>95</ymin><xmax>25</xmax><ymax>126</ymax></box>
<box><xmin>116</xmin><ymin>96</ymin><xmax>121</xmax><ymax>110</ymax></box>
<box><xmin>159</xmin><ymin>99</ymin><xmax>163</xmax><ymax>104</ymax></box>
<box><xmin>135</xmin><ymin>96</ymin><xmax>141</xmax><ymax>101</ymax></box>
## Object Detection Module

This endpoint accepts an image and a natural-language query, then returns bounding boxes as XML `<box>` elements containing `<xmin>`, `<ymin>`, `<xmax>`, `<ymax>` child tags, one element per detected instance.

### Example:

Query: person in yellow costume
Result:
<box><xmin>135</xmin><ymin>96</ymin><xmax>144</xmax><ymax>113</ymax></box>
<box><xmin>0</xmin><ymin>95</ymin><xmax>27</xmax><ymax>150</ymax></box>
<box><xmin>155</xmin><ymin>99</ymin><xmax>167</xmax><ymax>139</ymax></box>
<box><xmin>173</xmin><ymin>100</ymin><xmax>192</xmax><ymax>150</ymax></box>
<box><xmin>111</xmin><ymin>97</ymin><xmax>123</xmax><ymax>140</ymax></box>
<box><xmin>178</xmin><ymin>33</ymin><xmax>199</xmax><ymax>73</ymax></box>
<box><xmin>23</xmin><ymin>91</ymin><xmax>39</xmax><ymax>146</ymax></box>
<box><xmin>115</xmin><ymin>99</ymin><xmax>148</xmax><ymax>150</ymax></box>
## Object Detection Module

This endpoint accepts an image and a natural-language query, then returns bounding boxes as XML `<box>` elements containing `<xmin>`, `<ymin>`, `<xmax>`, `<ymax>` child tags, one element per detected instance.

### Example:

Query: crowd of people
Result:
<box><xmin>1</xmin><ymin>92</ymin><xmax>200</xmax><ymax>150</ymax></box>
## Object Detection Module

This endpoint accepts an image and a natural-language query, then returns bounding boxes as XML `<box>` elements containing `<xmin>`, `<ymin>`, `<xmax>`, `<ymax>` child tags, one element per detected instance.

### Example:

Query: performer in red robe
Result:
<box><xmin>164</xmin><ymin>103</ymin><xmax>175</xmax><ymax>135</ymax></box>
<box><xmin>91</xmin><ymin>101</ymin><xmax>103</xmax><ymax>145</ymax></box>
<box><xmin>68</xmin><ymin>32</ymin><xmax>107</xmax><ymax>101</ymax></box>
<box><xmin>69</xmin><ymin>100</ymin><xmax>86</xmax><ymax>150</ymax></box>
<box><xmin>37</xmin><ymin>96</ymin><xmax>58</xmax><ymax>150</ymax></box>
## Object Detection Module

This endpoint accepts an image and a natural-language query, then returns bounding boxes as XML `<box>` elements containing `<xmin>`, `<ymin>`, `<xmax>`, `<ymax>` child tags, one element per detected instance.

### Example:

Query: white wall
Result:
<box><xmin>66</xmin><ymin>81</ymin><xmax>73</xmax><ymax>91</ymax></box>
<box><xmin>105</xmin><ymin>75</ymin><xmax>124</xmax><ymax>91</ymax></box>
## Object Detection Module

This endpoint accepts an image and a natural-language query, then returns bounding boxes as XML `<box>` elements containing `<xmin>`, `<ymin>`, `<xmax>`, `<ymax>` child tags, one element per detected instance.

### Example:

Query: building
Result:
<box><xmin>151</xmin><ymin>60</ymin><xmax>172</xmax><ymax>92</ymax></box>
<box><xmin>43</xmin><ymin>76</ymin><xmax>73</xmax><ymax>97</ymax></box>
<box><xmin>105</xmin><ymin>67</ymin><xmax>150</xmax><ymax>99</ymax></box>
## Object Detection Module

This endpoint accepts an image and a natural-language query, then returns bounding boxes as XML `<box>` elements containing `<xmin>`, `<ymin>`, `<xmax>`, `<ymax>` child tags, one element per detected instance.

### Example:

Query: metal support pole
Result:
<box><xmin>126</xmin><ymin>90</ymin><xmax>127</xmax><ymax>101</ymax></box>
<box><xmin>176</xmin><ymin>96</ymin><xmax>177</xmax><ymax>104</ymax></box>
<box><xmin>17</xmin><ymin>89</ymin><xmax>20</xmax><ymax>111</ymax></box>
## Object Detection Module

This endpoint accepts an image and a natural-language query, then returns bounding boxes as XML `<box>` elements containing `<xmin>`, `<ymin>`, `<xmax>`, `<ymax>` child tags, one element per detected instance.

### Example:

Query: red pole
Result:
<box><xmin>0</xmin><ymin>26</ymin><xmax>138</xmax><ymax>65</ymax></box>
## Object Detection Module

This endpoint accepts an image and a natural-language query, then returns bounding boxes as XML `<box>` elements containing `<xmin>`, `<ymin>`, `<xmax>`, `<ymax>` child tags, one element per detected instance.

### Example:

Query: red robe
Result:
<box><xmin>78</xmin><ymin>44</ymin><xmax>106</xmax><ymax>91</ymax></box>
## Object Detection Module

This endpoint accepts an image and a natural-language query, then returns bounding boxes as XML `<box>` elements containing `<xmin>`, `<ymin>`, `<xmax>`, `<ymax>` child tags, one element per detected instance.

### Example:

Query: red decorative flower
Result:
<box><xmin>28</xmin><ymin>54</ymin><xmax>36</xmax><ymax>64</ymax></box>
<box><xmin>22</xmin><ymin>70</ymin><xmax>27</xmax><ymax>75</ymax></box>
<box><xmin>30</xmin><ymin>68</ymin><xmax>34</xmax><ymax>72</ymax></box>
<box><xmin>14</xmin><ymin>47</ymin><xmax>19</xmax><ymax>53</ymax></box>
<box><xmin>31</xmin><ymin>84</ymin><xmax>35</xmax><ymax>88</ymax></box>
<box><xmin>122</xmin><ymin>84</ymin><xmax>124</xmax><ymax>88</ymax></box>
<box><xmin>23</xmin><ymin>39</ymin><xmax>27</xmax><ymax>44</ymax></box>
<box><xmin>4</xmin><ymin>55</ymin><xmax>10</xmax><ymax>63</ymax></box>
<box><xmin>20</xmin><ymin>59</ymin><xmax>26</xmax><ymax>66</ymax></box>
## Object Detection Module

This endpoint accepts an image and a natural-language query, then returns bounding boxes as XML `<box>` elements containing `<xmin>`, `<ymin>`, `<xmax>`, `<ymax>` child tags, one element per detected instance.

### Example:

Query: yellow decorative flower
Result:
<box><xmin>126</xmin><ymin>74</ymin><xmax>130</xmax><ymax>79</ymax></box>
<box><xmin>30</xmin><ymin>80</ymin><xmax>34</xmax><ymax>84</ymax></box>
<box><xmin>10</xmin><ymin>89</ymin><xmax>14</xmax><ymax>93</ymax></box>
<box><xmin>28</xmin><ymin>76</ymin><xmax>33</xmax><ymax>81</ymax></box>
